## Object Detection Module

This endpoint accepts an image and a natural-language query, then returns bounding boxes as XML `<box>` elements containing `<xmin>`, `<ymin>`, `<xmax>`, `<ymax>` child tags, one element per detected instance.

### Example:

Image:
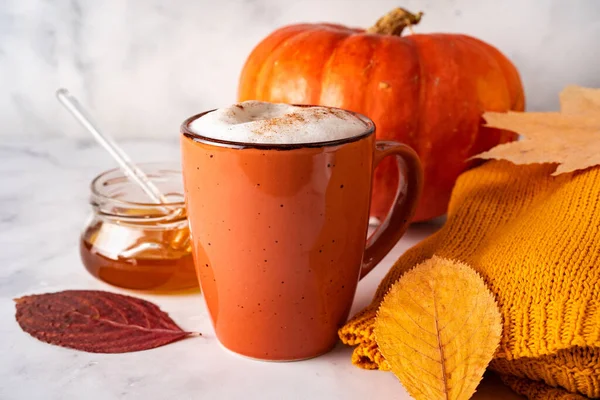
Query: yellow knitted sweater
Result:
<box><xmin>339</xmin><ymin>160</ymin><xmax>600</xmax><ymax>399</ymax></box>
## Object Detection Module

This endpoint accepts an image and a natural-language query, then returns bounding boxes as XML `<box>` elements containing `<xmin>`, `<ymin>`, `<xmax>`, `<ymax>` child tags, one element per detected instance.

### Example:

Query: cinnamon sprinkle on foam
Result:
<box><xmin>189</xmin><ymin>101</ymin><xmax>368</xmax><ymax>144</ymax></box>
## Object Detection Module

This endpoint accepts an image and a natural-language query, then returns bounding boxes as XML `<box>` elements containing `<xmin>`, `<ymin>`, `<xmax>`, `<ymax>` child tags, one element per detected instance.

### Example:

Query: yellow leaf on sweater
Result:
<box><xmin>374</xmin><ymin>256</ymin><xmax>502</xmax><ymax>400</ymax></box>
<box><xmin>473</xmin><ymin>85</ymin><xmax>600</xmax><ymax>175</ymax></box>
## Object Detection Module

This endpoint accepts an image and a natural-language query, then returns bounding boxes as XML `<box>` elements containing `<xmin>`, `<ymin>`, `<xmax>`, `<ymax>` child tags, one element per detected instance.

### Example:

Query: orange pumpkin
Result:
<box><xmin>238</xmin><ymin>8</ymin><xmax>524</xmax><ymax>222</ymax></box>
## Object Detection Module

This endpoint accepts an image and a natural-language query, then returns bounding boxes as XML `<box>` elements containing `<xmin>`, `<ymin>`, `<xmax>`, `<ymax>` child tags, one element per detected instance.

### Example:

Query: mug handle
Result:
<box><xmin>360</xmin><ymin>141</ymin><xmax>423</xmax><ymax>280</ymax></box>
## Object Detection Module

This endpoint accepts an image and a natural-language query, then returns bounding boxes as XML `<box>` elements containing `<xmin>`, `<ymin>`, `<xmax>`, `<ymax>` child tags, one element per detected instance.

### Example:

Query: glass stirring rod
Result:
<box><xmin>56</xmin><ymin>88</ymin><xmax>190</xmax><ymax>251</ymax></box>
<box><xmin>56</xmin><ymin>88</ymin><xmax>169</xmax><ymax>205</ymax></box>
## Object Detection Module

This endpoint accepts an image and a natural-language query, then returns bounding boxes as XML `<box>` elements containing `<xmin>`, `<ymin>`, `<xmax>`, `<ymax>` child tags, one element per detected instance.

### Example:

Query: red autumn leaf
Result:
<box><xmin>15</xmin><ymin>290</ymin><xmax>198</xmax><ymax>353</ymax></box>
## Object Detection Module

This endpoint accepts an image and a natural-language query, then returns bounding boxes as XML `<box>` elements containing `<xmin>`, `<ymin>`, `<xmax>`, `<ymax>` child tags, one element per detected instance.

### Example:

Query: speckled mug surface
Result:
<box><xmin>180</xmin><ymin>108</ymin><xmax>422</xmax><ymax>361</ymax></box>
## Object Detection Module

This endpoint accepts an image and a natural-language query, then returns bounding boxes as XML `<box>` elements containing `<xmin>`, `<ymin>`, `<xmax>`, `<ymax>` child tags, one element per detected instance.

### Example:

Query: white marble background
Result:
<box><xmin>1</xmin><ymin>0</ymin><xmax>599</xmax><ymax>139</ymax></box>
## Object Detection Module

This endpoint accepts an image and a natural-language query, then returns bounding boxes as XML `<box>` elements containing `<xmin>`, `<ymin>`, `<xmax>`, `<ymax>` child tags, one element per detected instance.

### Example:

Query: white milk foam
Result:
<box><xmin>189</xmin><ymin>101</ymin><xmax>369</xmax><ymax>144</ymax></box>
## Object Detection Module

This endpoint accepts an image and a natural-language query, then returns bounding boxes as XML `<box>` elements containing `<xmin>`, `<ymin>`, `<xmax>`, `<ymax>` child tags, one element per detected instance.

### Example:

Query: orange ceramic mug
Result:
<box><xmin>181</xmin><ymin>107</ymin><xmax>422</xmax><ymax>361</ymax></box>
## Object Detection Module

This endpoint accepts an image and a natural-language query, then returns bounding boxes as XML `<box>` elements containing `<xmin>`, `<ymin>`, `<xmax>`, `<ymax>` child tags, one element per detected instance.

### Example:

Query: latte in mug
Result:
<box><xmin>181</xmin><ymin>101</ymin><xmax>422</xmax><ymax>361</ymax></box>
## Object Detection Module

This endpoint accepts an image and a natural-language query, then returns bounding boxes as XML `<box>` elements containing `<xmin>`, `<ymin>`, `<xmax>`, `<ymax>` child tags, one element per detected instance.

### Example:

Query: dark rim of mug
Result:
<box><xmin>181</xmin><ymin>105</ymin><xmax>375</xmax><ymax>150</ymax></box>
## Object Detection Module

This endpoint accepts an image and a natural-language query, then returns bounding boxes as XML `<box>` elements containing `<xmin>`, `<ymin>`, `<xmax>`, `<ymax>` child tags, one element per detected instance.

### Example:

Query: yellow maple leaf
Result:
<box><xmin>473</xmin><ymin>85</ymin><xmax>600</xmax><ymax>176</ymax></box>
<box><xmin>374</xmin><ymin>256</ymin><xmax>502</xmax><ymax>400</ymax></box>
<box><xmin>560</xmin><ymin>85</ymin><xmax>600</xmax><ymax>114</ymax></box>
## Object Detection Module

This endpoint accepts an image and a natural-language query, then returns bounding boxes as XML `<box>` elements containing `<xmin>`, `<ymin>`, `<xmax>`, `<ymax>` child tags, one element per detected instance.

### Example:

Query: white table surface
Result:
<box><xmin>0</xmin><ymin>138</ymin><xmax>524</xmax><ymax>400</ymax></box>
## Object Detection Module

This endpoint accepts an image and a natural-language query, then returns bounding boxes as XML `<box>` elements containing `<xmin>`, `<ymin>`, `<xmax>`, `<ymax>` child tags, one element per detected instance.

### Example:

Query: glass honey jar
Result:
<box><xmin>80</xmin><ymin>163</ymin><xmax>198</xmax><ymax>292</ymax></box>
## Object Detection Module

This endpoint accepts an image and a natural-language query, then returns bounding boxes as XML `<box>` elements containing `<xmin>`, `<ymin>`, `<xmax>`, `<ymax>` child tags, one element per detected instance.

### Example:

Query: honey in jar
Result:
<box><xmin>80</xmin><ymin>163</ymin><xmax>198</xmax><ymax>292</ymax></box>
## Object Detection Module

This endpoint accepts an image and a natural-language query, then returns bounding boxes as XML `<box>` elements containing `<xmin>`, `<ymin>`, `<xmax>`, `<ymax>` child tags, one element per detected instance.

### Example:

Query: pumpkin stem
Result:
<box><xmin>367</xmin><ymin>8</ymin><xmax>423</xmax><ymax>36</ymax></box>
